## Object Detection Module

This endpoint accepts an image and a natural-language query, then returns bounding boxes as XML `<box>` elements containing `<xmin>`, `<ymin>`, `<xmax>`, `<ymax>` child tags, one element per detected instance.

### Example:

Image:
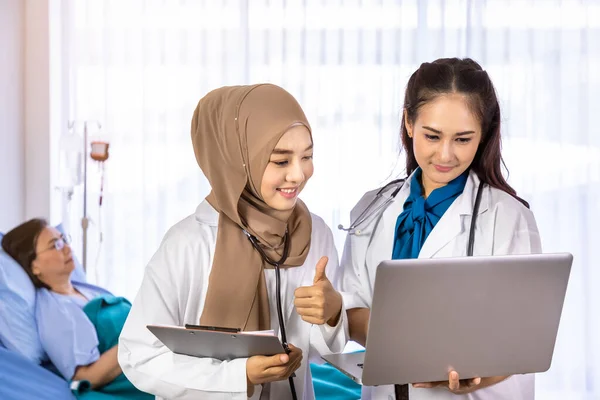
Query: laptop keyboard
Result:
<box><xmin>357</xmin><ymin>363</ymin><xmax>363</xmax><ymax>369</ymax></box>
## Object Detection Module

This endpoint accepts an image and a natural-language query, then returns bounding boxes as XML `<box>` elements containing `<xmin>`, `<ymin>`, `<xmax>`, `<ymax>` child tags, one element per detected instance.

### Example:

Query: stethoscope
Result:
<box><xmin>242</xmin><ymin>228</ymin><xmax>298</xmax><ymax>400</ymax></box>
<box><xmin>337</xmin><ymin>178</ymin><xmax>406</xmax><ymax>235</ymax></box>
<box><xmin>338</xmin><ymin>178</ymin><xmax>485</xmax><ymax>257</ymax></box>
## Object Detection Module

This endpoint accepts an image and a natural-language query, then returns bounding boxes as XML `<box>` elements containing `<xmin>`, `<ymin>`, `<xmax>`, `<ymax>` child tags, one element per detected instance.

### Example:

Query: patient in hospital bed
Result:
<box><xmin>1</xmin><ymin>218</ymin><xmax>151</xmax><ymax>400</ymax></box>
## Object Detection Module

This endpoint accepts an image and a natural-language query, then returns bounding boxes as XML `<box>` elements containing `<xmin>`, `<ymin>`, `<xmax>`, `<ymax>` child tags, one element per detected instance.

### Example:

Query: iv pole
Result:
<box><xmin>68</xmin><ymin>119</ymin><xmax>101</xmax><ymax>272</ymax></box>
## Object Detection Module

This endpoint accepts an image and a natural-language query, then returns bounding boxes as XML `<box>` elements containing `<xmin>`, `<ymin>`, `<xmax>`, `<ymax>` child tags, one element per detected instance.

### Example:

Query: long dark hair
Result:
<box><xmin>1</xmin><ymin>218</ymin><xmax>51</xmax><ymax>289</ymax></box>
<box><xmin>401</xmin><ymin>57</ymin><xmax>529</xmax><ymax>208</ymax></box>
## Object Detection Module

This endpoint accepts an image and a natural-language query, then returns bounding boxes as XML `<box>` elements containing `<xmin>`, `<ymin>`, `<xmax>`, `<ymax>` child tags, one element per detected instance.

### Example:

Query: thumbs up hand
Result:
<box><xmin>294</xmin><ymin>256</ymin><xmax>343</xmax><ymax>326</ymax></box>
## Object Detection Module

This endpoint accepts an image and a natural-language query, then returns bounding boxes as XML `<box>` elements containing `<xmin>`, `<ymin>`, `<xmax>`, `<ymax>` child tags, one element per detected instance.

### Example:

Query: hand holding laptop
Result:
<box><xmin>413</xmin><ymin>370</ymin><xmax>507</xmax><ymax>395</ymax></box>
<box><xmin>246</xmin><ymin>344</ymin><xmax>303</xmax><ymax>397</ymax></box>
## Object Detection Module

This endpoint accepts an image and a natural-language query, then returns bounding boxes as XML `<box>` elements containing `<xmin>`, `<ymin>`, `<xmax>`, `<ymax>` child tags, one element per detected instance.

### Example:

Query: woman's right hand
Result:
<box><xmin>246</xmin><ymin>344</ymin><xmax>303</xmax><ymax>395</ymax></box>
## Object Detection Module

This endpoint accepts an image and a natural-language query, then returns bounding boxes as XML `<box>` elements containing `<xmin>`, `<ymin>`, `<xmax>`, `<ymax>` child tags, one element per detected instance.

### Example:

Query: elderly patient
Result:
<box><xmin>1</xmin><ymin>218</ymin><xmax>151</xmax><ymax>400</ymax></box>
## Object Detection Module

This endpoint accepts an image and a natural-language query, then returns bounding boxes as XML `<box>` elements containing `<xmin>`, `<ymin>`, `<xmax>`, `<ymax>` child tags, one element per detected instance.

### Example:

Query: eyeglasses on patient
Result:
<box><xmin>37</xmin><ymin>234</ymin><xmax>71</xmax><ymax>255</ymax></box>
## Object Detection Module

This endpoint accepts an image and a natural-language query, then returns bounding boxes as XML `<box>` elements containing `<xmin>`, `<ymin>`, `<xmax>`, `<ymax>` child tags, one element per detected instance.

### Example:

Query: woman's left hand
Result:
<box><xmin>294</xmin><ymin>256</ymin><xmax>343</xmax><ymax>326</ymax></box>
<box><xmin>412</xmin><ymin>371</ymin><xmax>509</xmax><ymax>394</ymax></box>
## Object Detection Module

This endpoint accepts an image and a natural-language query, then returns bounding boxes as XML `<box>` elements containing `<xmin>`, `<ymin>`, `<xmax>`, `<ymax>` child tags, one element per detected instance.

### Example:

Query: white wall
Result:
<box><xmin>24</xmin><ymin>0</ymin><xmax>54</xmax><ymax>224</ymax></box>
<box><xmin>0</xmin><ymin>0</ymin><xmax>64</xmax><ymax>233</ymax></box>
<box><xmin>0</xmin><ymin>0</ymin><xmax>25</xmax><ymax>232</ymax></box>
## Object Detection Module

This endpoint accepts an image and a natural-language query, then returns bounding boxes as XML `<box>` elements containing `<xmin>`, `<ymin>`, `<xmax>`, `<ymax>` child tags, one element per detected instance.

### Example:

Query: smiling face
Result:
<box><xmin>405</xmin><ymin>94</ymin><xmax>482</xmax><ymax>197</ymax></box>
<box><xmin>260</xmin><ymin>125</ymin><xmax>314</xmax><ymax>211</ymax></box>
<box><xmin>31</xmin><ymin>227</ymin><xmax>75</xmax><ymax>286</ymax></box>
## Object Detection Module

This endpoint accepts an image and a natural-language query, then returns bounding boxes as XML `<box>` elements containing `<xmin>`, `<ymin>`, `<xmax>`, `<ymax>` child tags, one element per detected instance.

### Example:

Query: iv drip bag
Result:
<box><xmin>57</xmin><ymin>130</ymin><xmax>83</xmax><ymax>189</ymax></box>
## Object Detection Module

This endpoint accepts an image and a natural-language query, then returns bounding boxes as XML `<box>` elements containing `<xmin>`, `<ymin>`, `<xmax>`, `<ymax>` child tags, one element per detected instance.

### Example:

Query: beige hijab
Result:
<box><xmin>191</xmin><ymin>84</ymin><xmax>312</xmax><ymax>331</ymax></box>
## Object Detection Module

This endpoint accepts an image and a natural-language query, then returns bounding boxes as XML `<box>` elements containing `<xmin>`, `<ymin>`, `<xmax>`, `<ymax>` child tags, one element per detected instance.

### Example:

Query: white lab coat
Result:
<box><xmin>118</xmin><ymin>200</ymin><xmax>349</xmax><ymax>400</ymax></box>
<box><xmin>341</xmin><ymin>170</ymin><xmax>542</xmax><ymax>400</ymax></box>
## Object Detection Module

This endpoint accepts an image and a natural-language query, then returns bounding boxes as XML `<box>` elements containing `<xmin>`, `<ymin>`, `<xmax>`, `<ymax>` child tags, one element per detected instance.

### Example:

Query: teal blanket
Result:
<box><xmin>74</xmin><ymin>296</ymin><xmax>152</xmax><ymax>400</ymax></box>
<box><xmin>311</xmin><ymin>361</ymin><xmax>362</xmax><ymax>400</ymax></box>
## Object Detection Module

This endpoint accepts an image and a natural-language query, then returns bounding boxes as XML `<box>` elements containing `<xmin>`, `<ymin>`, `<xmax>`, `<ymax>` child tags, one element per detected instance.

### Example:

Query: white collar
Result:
<box><xmin>194</xmin><ymin>199</ymin><xmax>219</xmax><ymax>226</ymax></box>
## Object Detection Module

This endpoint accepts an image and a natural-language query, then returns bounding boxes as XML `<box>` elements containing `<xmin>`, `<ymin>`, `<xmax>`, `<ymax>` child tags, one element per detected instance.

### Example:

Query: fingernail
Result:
<box><xmin>280</xmin><ymin>355</ymin><xmax>289</xmax><ymax>363</ymax></box>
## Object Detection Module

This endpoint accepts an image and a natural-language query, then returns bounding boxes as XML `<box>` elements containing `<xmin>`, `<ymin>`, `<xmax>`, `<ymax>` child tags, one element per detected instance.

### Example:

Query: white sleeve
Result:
<box><xmin>339</xmin><ymin>232</ymin><xmax>372</xmax><ymax>309</ymax></box>
<box><xmin>487</xmin><ymin>201</ymin><xmax>539</xmax><ymax>398</ymax></box>
<box><xmin>338</xmin><ymin>190</ymin><xmax>382</xmax><ymax>310</ymax></box>
<box><xmin>492</xmin><ymin>203</ymin><xmax>542</xmax><ymax>255</ymax></box>
<box><xmin>117</xmin><ymin>232</ymin><xmax>255</xmax><ymax>400</ymax></box>
<box><xmin>469</xmin><ymin>374</ymin><xmax>535</xmax><ymax>400</ymax></box>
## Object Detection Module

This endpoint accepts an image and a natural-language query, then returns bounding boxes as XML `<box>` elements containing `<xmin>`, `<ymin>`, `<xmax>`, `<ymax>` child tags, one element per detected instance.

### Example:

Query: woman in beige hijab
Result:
<box><xmin>118</xmin><ymin>84</ymin><xmax>350</xmax><ymax>400</ymax></box>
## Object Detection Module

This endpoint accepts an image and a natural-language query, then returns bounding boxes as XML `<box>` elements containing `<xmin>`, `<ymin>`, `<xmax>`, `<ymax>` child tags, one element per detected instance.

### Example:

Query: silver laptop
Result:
<box><xmin>322</xmin><ymin>253</ymin><xmax>572</xmax><ymax>386</ymax></box>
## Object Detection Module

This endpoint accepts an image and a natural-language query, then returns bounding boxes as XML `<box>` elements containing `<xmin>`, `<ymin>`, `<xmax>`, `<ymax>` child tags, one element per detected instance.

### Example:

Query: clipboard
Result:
<box><xmin>147</xmin><ymin>324</ymin><xmax>285</xmax><ymax>360</ymax></box>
